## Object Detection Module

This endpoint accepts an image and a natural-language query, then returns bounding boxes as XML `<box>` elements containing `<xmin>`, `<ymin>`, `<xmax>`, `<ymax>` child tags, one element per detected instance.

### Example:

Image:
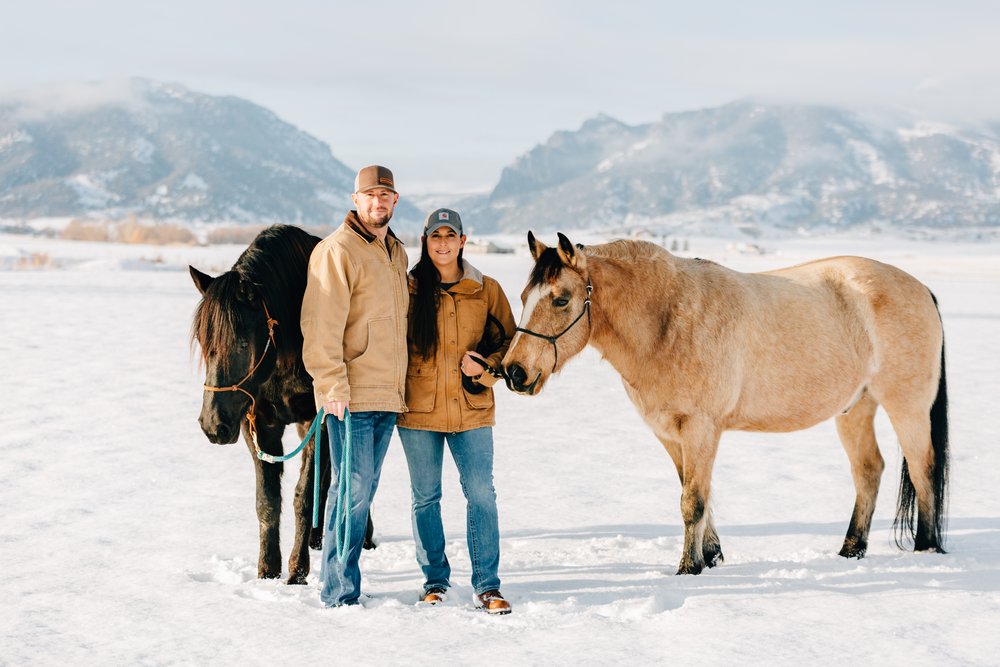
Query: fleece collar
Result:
<box><xmin>408</xmin><ymin>260</ymin><xmax>484</xmax><ymax>294</ymax></box>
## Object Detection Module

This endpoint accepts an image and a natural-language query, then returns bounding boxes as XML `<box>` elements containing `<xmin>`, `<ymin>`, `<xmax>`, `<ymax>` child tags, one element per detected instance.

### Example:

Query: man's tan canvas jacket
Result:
<box><xmin>301</xmin><ymin>212</ymin><xmax>409</xmax><ymax>413</ymax></box>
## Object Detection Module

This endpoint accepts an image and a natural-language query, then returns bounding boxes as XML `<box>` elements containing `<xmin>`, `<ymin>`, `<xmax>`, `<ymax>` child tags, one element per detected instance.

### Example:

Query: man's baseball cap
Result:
<box><xmin>424</xmin><ymin>208</ymin><xmax>464</xmax><ymax>236</ymax></box>
<box><xmin>354</xmin><ymin>165</ymin><xmax>396</xmax><ymax>193</ymax></box>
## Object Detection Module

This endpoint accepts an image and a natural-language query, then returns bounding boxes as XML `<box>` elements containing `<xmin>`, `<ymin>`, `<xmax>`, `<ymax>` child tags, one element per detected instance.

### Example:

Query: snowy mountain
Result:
<box><xmin>0</xmin><ymin>79</ymin><xmax>420</xmax><ymax>226</ymax></box>
<box><xmin>464</xmin><ymin>101</ymin><xmax>1000</xmax><ymax>237</ymax></box>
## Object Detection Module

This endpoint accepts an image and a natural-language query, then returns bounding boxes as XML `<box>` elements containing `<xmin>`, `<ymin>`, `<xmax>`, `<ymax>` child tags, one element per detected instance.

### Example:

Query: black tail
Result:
<box><xmin>894</xmin><ymin>293</ymin><xmax>949</xmax><ymax>551</ymax></box>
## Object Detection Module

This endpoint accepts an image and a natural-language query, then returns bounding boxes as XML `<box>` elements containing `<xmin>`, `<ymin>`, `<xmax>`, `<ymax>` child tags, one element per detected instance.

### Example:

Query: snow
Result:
<box><xmin>0</xmin><ymin>130</ymin><xmax>33</xmax><ymax>151</ymax></box>
<box><xmin>66</xmin><ymin>173</ymin><xmax>121</xmax><ymax>208</ymax></box>
<box><xmin>132</xmin><ymin>137</ymin><xmax>155</xmax><ymax>164</ymax></box>
<box><xmin>848</xmin><ymin>139</ymin><xmax>895</xmax><ymax>185</ymax></box>
<box><xmin>899</xmin><ymin>122</ymin><xmax>957</xmax><ymax>140</ymax></box>
<box><xmin>180</xmin><ymin>174</ymin><xmax>208</xmax><ymax>191</ymax></box>
<box><xmin>2</xmin><ymin>232</ymin><xmax>1000</xmax><ymax>665</ymax></box>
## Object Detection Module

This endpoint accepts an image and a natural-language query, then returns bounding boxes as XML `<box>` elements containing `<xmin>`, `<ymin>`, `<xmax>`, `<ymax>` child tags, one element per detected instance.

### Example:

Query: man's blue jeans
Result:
<box><xmin>319</xmin><ymin>410</ymin><xmax>396</xmax><ymax>607</ymax></box>
<box><xmin>397</xmin><ymin>426</ymin><xmax>501</xmax><ymax>595</ymax></box>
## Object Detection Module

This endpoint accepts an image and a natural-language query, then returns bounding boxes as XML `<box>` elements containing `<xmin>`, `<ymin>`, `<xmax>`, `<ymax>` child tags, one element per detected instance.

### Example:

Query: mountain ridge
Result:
<box><xmin>3</xmin><ymin>84</ymin><xmax>999</xmax><ymax>239</ymax></box>
<box><xmin>0</xmin><ymin>79</ymin><xmax>421</xmax><ymax>227</ymax></box>
<box><xmin>462</xmin><ymin>99</ymin><xmax>1000</xmax><ymax>237</ymax></box>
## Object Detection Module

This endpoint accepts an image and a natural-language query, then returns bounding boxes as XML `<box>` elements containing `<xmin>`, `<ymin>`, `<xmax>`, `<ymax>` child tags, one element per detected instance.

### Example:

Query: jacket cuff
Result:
<box><xmin>316</xmin><ymin>388</ymin><xmax>350</xmax><ymax>406</ymax></box>
<box><xmin>473</xmin><ymin>372</ymin><xmax>500</xmax><ymax>388</ymax></box>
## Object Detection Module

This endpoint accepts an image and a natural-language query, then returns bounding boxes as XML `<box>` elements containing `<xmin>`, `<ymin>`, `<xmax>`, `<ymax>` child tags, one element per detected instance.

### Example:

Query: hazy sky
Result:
<box><xmin>3</xmin><ymin>1</ymin><xmax>999</xmax><ymax>193</ymax></box>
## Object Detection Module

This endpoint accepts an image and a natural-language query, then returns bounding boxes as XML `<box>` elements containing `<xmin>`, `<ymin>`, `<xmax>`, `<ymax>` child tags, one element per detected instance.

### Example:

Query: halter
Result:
<box><xmin>515</xmin><ymin>275</ymin><xmax>593</xmax><ymax>373</ymax></box>
<box><xmin>202</xmin><ymin>301</ymin><xmax>278</xmax><ymax>454</ymax></box>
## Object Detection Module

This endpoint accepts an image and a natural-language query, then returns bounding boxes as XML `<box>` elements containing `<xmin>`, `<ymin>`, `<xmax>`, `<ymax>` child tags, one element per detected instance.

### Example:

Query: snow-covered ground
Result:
<box><xmin>2</xmin><ymin>231</ymin><xmax>999</xmax><ymax>665</ymax></box>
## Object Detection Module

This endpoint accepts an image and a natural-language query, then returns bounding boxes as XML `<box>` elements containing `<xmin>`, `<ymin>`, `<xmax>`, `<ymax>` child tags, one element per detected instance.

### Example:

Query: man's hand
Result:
<box><xmin>324</xmin><ymin>400</ymin><xmax>348</xmax><ymax>420</ymax></box>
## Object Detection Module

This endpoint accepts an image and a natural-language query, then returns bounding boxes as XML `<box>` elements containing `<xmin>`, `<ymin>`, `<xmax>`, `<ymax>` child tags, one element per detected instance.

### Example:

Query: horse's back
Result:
<box><xmin>760</xmin><ymin>255</ymin><xmax>942</xmax><ymax>409</ymax></box>
<box><xmin>763</xmin><ymin>255</ymin><xmax>939</xmax><ymax>342</ymax></box>
<box><xmin>716</xmin><ymin>256</ymin><xmax>940</xmax><ymax>430</ymax></box>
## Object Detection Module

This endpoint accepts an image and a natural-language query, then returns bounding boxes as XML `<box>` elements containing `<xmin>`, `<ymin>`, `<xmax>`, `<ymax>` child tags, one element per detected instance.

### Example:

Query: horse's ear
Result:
<box><xmin>528</xmin><ymin>231</ymin><xmax>547</xmax><ymax>261</ymax></box>
<box><xmin>189</xmin><ymin>266</ymin><xmax>214</xmax><ymax>295</ymax></box>
<box><xmin>556</xmin><ymin>232</ymin><xmax>586</xmax><ymax>271</ymax></box>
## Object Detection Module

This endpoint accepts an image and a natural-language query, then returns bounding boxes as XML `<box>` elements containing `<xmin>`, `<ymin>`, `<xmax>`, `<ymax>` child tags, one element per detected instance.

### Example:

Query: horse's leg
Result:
<box><xmin>288</xmin><ymin>420</ymin><xmax>318</xmax><ymax>585</ymax></box>
<box><xmin>364</xmin><ymin>510</ymin><xmax>377</xmax><ymax>550</ymax></box>
<box><xmin>701</xmin><ymin>508</ymin><xmax>724</xmax><ymax>568</ymax></box>
<box><xmin>676</xmin><ymin>421</ymin><xmax>722</xmax><ymax>575</ymax></box>
<box><xmin>656</xmin><ymin>433</ymin><xmax>723</xmax><ymax>568</ymax></box>
<box><xmin>869</xmin><ymin>294</ymin><xmax>948</xmax><ymax>553</ymax></box>
<box><xmin>244</xmin><ymin>420</ymin><xmax>284</xmax><ymax>579</ymax></box>
<box><xmin>882</xmin><ymin>402</ymin><xmax>944</xmax><ymax>552</ymax></box>
<box><xmin>834</xmin><ymin>393</ymin><xmax>884</xmax><ymax>558</ymax></box>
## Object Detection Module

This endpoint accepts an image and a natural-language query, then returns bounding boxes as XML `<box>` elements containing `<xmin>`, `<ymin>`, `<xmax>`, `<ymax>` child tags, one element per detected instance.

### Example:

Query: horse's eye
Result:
<box><xmin>553</xmin><ymin>297</ymin><xmax>569</xmax><ymax>308</ymax></box>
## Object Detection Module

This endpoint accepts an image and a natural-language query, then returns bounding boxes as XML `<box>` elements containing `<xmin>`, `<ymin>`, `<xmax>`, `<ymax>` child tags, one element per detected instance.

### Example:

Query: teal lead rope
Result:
<box><xmin>255</xmin><ymin>406</ymin><xmax>353</xmax><ymax>562</ymax></box>
<box><xmin>255</xmin><ymin>409</ymin><xmax>325</xmax><ymax>528</ymax></box>
<box><xmin>333</xmin><ymin>408</ymin><xmax>352</xmax><ymax>564</ymax></box>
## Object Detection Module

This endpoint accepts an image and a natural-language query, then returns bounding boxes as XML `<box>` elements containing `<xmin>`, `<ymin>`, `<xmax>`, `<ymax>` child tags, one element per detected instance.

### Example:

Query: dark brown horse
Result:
<box><xmin>190</xmin><ymin>225</ymin><xmax>372</xmax><ymax>584</ymax></box>
<box><xmin>504</xmin><ymin>232</ymin><xmax>948</xmax><ymax>574</ymax></box>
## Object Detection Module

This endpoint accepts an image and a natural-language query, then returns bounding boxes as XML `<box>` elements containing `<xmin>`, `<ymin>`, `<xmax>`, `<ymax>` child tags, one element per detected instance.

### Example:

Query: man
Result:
<box><xmin>301</xmin><ymin>165</ymin><xmax>409</xmax><ymax>607</ymax></box>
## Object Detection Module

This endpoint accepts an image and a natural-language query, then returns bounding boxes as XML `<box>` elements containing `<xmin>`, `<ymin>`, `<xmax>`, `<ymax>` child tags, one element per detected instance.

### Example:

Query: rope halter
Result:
<box><xmin>202</xmin><ymin>301</ymin><xmax>278</xmax><ymax>453</ymax></box>
<box><xmin>514</xmin><ymin>276</ymin><xmax>593</xmax><ymax>373</ymax></box>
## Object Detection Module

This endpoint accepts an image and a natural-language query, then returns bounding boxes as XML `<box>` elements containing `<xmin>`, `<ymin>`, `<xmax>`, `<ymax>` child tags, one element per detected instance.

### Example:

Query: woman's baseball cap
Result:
<box><xmin>424</xmin><ymin>208</ymin><xmax>464</xmax><ymax>235</ymax></box>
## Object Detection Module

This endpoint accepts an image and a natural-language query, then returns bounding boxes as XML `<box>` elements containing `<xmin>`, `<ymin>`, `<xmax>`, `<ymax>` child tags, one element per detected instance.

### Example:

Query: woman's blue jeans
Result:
<box><xmin>319</xmin><ymin>410</ymin><xmax>396</xmax><ymax>607</ymax></box>
<box><xmin>397</xmin><ymin>426</ymin><xmax>501</xmax><ymax>595</ymax></box>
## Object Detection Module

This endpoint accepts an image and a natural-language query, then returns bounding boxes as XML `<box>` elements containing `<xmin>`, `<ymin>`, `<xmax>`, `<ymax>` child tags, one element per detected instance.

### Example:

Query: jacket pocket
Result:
<box><xmin>461</xmin><ymin>384</ymin><xmax>494</xmax><ymax>410</ymax></box>
<box><xmin>347</xmin><ymin>317</ymin><xmax>395</xmax><ymax>388</ymax></box>
<box><xmin>404</xmin><ymin>362</ymin><xmax>437</xmax><ymax>413</ymax></box>
<box><xmin>457</xmin><ymin>299</ymin><xmax>488</xmax><ymax>334</ymax></box>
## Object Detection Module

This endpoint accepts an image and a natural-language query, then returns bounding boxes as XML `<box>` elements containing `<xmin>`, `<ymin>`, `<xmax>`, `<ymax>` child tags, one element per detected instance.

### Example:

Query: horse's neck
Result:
<box><xmin>586</xmin><ymin>257</ymin><xmax>668</xmax><ymax>382</ymax></box>
<box><xmin>588</xmin><ymin>257</ymin><xmax>689</xmax><ymax>380</ymax></box>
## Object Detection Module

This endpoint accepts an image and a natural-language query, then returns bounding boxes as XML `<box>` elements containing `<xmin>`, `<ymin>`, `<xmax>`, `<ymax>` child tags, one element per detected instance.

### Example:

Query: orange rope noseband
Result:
<box><xmin>202</xmin><ymin>301</ymin><xmax>279</xmax><ymax>453</ymax></box>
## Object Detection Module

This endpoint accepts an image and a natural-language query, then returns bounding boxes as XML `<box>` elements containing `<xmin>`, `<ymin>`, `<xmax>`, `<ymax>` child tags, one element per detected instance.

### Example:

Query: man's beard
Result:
<box><xmin>359</xmin><ymin>209</ymin><xmax>393</xmax><ymax>229</ymax></box>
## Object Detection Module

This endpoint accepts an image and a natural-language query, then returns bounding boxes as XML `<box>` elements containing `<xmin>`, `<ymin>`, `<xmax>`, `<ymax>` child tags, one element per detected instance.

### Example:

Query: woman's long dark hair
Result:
<box><xmin>410</xmin><ymin>234</ymin><xmax>464</xmax><ymax>359</ymax></box>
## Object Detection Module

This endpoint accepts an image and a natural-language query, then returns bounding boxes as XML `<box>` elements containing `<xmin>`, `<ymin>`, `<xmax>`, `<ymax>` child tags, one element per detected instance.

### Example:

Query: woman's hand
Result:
<box><xmin>461</xmin><ymin>350</ymin><xmax>488</xmax><ymax>377</ymax></box>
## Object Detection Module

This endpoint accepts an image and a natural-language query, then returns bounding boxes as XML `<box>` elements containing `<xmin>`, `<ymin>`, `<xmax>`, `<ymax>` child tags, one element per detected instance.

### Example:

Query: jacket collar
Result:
<box><xmin>408</xmin><ymin>260</ymin><xmax>484</xmax><ymax>294</ymax></box>
<box><xmin>344</xmin><ymin>210</ymin><xmax>402</xmax><ymax>248</ymax></box>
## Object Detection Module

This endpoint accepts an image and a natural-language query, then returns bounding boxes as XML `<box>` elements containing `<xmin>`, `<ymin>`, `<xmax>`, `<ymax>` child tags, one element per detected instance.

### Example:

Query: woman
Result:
<box><xmin>397</xmin><ymin>207</ymin><xmax>517</xmax><ymax>615</ymax></box>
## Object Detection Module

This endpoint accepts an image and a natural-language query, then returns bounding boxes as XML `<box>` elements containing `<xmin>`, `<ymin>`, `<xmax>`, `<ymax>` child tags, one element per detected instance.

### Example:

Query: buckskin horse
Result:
<box><xmin>503</xmin><ymin>232</ymin><xmax>948</xmax><ymax>574</ymax></box>
<box><xmin>190</xmin><ymin>224</ymin><xmax>373</xmax><ymax>584</ymax></box>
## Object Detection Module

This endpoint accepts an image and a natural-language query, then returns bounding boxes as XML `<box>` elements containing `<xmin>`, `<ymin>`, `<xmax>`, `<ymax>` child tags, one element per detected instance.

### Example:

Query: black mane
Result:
<box><xmin>528</xmin><ymin>247</ymin><xmax>567</xmax><ymax>287</ymax></box>
<box><xmin>192</xmin><ymin>225</ymin><xmax>319</xmax><ymax>370</ymax></box>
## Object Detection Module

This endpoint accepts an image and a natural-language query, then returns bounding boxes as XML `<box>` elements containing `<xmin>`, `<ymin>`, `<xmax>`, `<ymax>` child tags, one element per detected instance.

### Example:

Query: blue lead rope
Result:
<box><xmin>255</xmin><ymin>406</ymin><xmax>353</xmax><ymax>563</ymax></box>
<box><xmin>255</xmin><ymin>409</ymin><xmax>325</xmax><ymax>529</ymax></box>
<box><xmin>256</xmin><ymin>409</ymin><xmax>324</xmax><ymax>465</ymax></box>
<box><xmin>333</xmin><ymin>408</ymin><xmax>352</xmax><ymax>564</ymax></box>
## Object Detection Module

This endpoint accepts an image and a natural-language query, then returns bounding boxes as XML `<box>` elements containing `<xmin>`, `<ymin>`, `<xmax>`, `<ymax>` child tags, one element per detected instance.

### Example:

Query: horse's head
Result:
<box><xmin>190</xmin><ymin>266</ymin><xmax>278</xmax><ymax>445</ymax></box>
<box><xmin>502</xmin><ymin>231</ymin><xmax>592</xmax><ymax>395</ymax></box>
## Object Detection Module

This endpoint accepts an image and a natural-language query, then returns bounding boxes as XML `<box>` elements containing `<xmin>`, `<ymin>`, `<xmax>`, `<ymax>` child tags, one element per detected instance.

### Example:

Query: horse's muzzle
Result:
<box><xmin>199</xmin><ymin>419</ymin><xmax>240</xmax><ymax>445</ymax></box>
<box><xmin>504</xmin><ymin>363</ymin><xmax>541</xmax><ymax>395</ymax></box>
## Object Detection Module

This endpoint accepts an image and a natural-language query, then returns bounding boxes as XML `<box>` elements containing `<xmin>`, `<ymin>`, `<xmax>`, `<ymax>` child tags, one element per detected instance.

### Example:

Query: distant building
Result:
<box><xmin>464</xmin><ymin>240</ymin><xmax>514</xmax><ymax>254</ymax></box>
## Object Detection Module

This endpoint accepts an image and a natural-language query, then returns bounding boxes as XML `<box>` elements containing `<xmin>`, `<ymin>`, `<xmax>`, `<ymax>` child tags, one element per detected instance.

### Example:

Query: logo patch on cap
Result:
<box><xmin>438</xmin><ymin>211</ymin><xmax>450</xmax><ymax>220</ymax></box>
<box><xmin>379</xmin><ymin>176</ymin><xmax>393</xmax><ymax>185</ymax></box>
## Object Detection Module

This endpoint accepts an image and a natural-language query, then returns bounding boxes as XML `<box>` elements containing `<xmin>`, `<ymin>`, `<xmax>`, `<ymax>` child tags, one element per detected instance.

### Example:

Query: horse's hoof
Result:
<box><xmin>704</xmin><ymin>551</ymin><xmax>724</xmax><ymax>568</ymax></box>
<box><xmin>309</xmin><ymin>535</ymin><xmax>323</xmax><ymax>550</ymax></box>
<box><xmin>675</xmin><ymin>562</ymin><xmax>704</xmax><ymax>575</ymax></box>
<box><xmin>914</xmin><ymin>535</ymin><xmax>945</xmax><ymax>554</ymax></box>
<box><xmin>259</xmin><ymin>569</ymin><xmax>282</xmax><ymax>580</ymax></box>
<box><xmin>363</xmin><ymin>537</ymin><xmax>377</xmax><ymax>551</ymax></box>
<box><xmin>838</xmin><ymin>538</ymin><xmax>867</xmax><ymax>559</ymax></box>
<box><xmin>915</xmin><ymin>545</ymin><xmax>945</xmax><ymax>554</ymax></box>
<box><xmin>286</xmin><ymin>572</ymin><xmax>308</xmax><ymax>585</ymax></box>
